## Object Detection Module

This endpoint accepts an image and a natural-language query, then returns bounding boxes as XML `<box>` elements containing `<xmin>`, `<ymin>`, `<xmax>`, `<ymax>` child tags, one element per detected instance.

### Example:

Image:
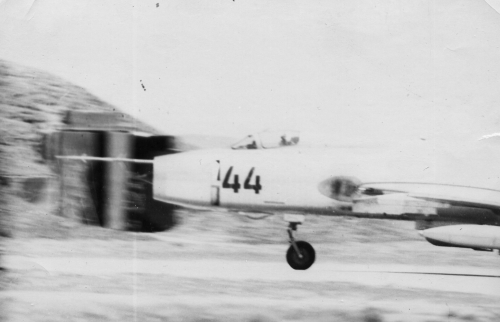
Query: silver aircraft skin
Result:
<box><xmin>152</xmin><ymin>131</ymin><xmax>500</xmax><ymax>269</ymax></box>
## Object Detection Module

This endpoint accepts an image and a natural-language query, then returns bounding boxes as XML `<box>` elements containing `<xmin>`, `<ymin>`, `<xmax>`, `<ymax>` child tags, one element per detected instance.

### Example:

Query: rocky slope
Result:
<box><xmin>0</xmin><ymin>59</ymin><xmax>159</xmax><ymax>175</ymax></box>
<box><xmin>0</xmin><ymin>59</ymin><xmax>158</xmax><ymax>237</ymax></box>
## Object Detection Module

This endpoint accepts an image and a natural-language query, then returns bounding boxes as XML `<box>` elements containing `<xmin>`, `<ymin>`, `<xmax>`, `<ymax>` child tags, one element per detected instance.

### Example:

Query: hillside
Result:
<box><xmin>0</xmin><ymin>59</ymin><xmax>160</xmax><ymax>237</ymax></box>
<box><xmin>0</xmin><ymin>59</ymin><xmax>159</xmax><ymax>174</ymax></box>
<box><xmin>0</xmin><ymin>59</ymin><xmax>241</xmax><ymax>239</ymax></box>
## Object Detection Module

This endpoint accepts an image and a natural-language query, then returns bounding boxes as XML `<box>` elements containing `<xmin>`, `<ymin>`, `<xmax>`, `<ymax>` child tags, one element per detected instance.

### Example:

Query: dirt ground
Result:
<box><xmin>1</xmin><ymin>209</ymin><xmax>500</xmax><ymax>322</ymax></box>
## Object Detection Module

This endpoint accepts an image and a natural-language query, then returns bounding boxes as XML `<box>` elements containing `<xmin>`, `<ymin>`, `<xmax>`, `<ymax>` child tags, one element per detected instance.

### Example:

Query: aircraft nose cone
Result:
<box><xmin>153</xmin><ymin>152</ymin><xmax>217</xmax><ymax>207</ymax></box>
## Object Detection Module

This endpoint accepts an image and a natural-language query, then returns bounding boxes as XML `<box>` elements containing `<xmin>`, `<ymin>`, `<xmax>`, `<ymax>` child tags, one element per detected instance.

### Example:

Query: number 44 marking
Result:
<box><xmin>223</xmin><ymin>166</ymin><xmax>262</xmax><ymax>194</ymax></box>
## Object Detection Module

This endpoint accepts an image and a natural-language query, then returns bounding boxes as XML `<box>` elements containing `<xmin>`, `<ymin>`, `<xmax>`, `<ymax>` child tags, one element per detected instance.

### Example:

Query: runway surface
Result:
<box><xmin>3</xmin><ymin>227</ymin><xmax>500</xmax><ymax>321</ymax></box>
<box><xmin>4</xmin><ymin>255</ymin><xmax>500</xmax><ymax>297</ymax></box>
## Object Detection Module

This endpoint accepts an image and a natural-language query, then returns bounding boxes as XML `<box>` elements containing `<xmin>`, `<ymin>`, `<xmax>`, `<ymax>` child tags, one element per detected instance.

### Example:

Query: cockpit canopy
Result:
<box><xmin>231</xmin><ymin>130</ymin><xmax>300</xmax><ymax>150</ymax></box>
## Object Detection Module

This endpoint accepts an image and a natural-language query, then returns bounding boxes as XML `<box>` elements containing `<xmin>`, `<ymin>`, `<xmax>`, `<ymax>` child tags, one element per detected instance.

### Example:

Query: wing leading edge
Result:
<box><xmin>353</xmin><ymin>182</ymin><xmax>500</xmax><ymax>215</ymax></box>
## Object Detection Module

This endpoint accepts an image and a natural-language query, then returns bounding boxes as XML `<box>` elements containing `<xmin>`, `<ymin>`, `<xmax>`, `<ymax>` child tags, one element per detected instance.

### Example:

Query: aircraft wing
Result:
<box><xmin>409</xmin><ymin>191</ymin><xmax>500</xmax><ymax>213</ymax></box>
<box><xmin>353</xmin><ymin>182</ymin><xmax>500</xmax><ymax>215</ymax></box>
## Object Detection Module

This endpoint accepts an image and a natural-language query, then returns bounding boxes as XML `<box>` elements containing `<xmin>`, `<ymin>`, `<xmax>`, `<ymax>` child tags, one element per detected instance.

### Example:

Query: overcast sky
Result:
<box><xmin>1</xmin><ymin>0</ymin><xmax>500</xmax><ymax>148</ymax></box>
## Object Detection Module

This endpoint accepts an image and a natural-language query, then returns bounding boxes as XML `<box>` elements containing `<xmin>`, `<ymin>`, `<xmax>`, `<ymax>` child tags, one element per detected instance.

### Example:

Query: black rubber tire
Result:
<box><xmin>286</xmin><ymin>241</ymin><xmax>316</xmax><ymax>270</ymax></box>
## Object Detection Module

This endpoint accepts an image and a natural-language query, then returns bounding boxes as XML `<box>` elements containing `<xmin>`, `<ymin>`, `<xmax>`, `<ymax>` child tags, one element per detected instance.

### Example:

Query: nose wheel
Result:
<box><xmin>286</xmin><ymin>222</ymin><xmax>315</xmax><ymax>270</ymax></box>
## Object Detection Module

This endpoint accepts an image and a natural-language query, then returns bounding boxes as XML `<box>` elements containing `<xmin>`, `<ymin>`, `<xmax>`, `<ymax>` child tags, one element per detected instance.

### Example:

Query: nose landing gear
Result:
<box><xmin>285</xmin><ymin>218</ymin><xmax>316</xmax><ymax>270</ymax></box>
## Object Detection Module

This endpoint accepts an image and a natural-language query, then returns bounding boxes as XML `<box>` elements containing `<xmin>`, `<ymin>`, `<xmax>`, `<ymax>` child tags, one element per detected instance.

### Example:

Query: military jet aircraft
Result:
<box><xmin>59</xmin><ymin>130</ymin><xmax>500</xmax><ymax>270</ymax></box>
<box><xmin>152</xmin><ymin>130</ymin><xmax>500</xmax><ymax>269</ymax></box>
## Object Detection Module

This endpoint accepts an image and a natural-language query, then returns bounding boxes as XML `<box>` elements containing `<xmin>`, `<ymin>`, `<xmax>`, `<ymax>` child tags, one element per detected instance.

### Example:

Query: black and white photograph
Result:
<box><xmin>1</xmin><ymin>1</ymin><xmax>500</xmax><ymax>321</ymax></box>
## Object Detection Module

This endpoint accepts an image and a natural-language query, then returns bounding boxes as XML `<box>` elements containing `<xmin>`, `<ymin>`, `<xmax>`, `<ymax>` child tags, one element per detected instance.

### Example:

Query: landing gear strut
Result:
<box><xmin>285</xmin><ymin>221</ymin><xmax>316</xmax><ymax>270</ymax></box>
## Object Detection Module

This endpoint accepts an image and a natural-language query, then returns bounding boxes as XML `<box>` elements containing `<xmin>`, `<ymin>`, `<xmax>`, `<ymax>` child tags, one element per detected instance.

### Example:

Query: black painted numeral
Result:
<box><xmin>222</xmin><ymin>166</ymin><xmax>241</xmax><ymax>193</ymax></box>
<box><xmin>244</xmin><ymin>167</ymin><xmax>262</xmax><ymax>194</ymax></box>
